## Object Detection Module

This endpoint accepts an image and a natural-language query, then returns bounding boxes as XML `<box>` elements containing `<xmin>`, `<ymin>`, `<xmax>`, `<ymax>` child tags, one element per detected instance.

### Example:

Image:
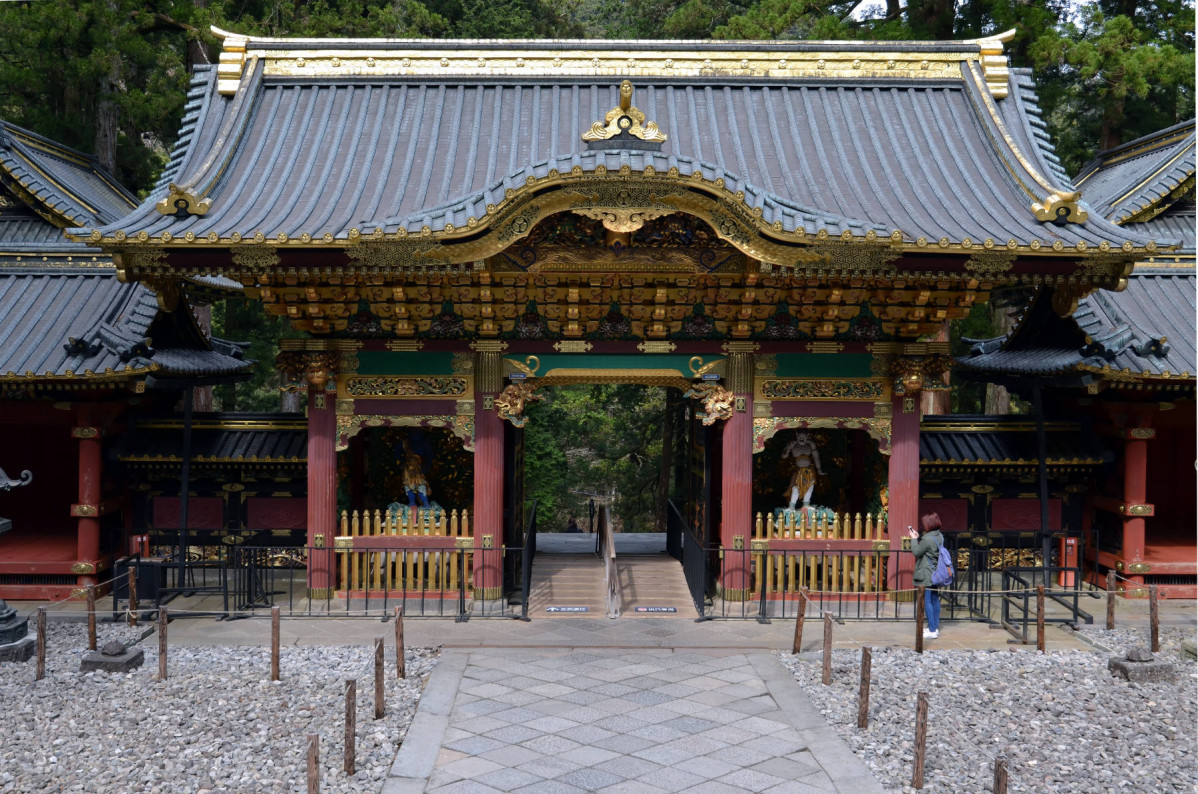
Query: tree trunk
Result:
<box><xmin>907</xmin><ymin>0</ymin><xmax>955</xmax><ymax>40</ymax></box>
<box><xmin>655</xmin><ymin>390</ymin><xmax>675</xmax><ymax>533</ymax></box>
<box><xmin>191</xmin><ymin>304</ymin><xmax>214</xmax><ymax>411</ymax></box>
<box><xmin>984</xmin><ymin>303</ymin><xmax>1018</xmax><ymax>415</ymax></box>
<box><xmin>920</xmin><ymin>324</ymin><xmax>951</xmax><ymax>417</ymax></box>
<box><xmin>282</xmin><ymin>386</ymin><xmax>305</xmax><ymax>413</ymax></box>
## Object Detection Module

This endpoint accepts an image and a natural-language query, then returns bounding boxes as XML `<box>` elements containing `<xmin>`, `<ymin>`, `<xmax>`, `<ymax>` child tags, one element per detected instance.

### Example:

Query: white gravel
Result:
<box><xmin>781</xmin><ymin>626</ymin><xmax>1197</xmax><ymax>793</ymax></box>
<box><xmin>0</xmin><ymin>620</ymin><xmax>438</xmax><ymax>794</ymax></box>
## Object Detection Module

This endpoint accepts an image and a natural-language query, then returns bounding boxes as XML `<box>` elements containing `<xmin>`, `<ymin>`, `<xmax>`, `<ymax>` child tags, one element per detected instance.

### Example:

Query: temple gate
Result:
<box><xmin>77</xmin><ymin>31</ymin><xmax>1160</xmax><ymax>606</ymax></box>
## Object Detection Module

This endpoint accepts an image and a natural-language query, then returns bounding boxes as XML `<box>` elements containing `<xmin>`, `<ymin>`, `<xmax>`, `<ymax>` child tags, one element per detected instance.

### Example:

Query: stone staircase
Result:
<box><xmin>526</xmin><ymin>551</ymin><xmax>693</xmax><ymax>618</ymax></box>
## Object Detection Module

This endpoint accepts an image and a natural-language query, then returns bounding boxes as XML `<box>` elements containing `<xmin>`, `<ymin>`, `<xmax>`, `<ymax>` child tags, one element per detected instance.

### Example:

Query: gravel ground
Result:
<box><xmin>782</xmin><ymin>626</ymin><xmax>1197</xmax><ymax>794</ymax></box>
<box><xmin>0</xmin><ymin>620</ymin><xmax>437</xmax><ymax>794</ymax></box>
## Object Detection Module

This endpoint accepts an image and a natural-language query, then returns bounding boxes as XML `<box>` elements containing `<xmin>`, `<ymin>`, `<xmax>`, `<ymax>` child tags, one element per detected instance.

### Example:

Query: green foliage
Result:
<box><xmin>211</xmin><ymin>297</ymin><xmax>304</xmax><ymax>412</ymax></box>
<box><xmin>524</xmin><ymin>385</ymin><xmax>669</xmax><ymax>532</ymax></box>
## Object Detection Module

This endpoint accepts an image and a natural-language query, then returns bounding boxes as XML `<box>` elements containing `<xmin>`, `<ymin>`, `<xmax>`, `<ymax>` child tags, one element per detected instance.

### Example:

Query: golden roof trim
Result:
<box><xmin>82</xmin><ymin>165</ymin><xmax>1160</xmax><ymax>267</ymax></box>
<box><xmin>210</xmin><ymin>27</ymin><xmax>1017</xmax><ymax>95</ymax></box>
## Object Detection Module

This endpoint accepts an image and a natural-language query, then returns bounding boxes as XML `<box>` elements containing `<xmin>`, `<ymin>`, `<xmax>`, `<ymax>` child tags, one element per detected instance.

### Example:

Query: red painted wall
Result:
<box><xmin>918</xmin><ymin>498</ymin><xmax>969</xmax><ymax>531</ymax></box>
<box><xmin>247</xmin><ymin>497</ymin><xmax>307</xmax><ymax>530</ymax></box>
<box><xmin>152</xmin><ymin>496</ymin><xmax>224</xmax><ymax>529</ymax></box>
<box><xmin>0</xmin><ymin>420</ymin><xmax>76</xmax><ymax>533</ymax></box>
<box><xmin>991</xmin><ymin>498</ymin><xmax>1062</xmax><ymax>531</ymax></box>
<box><xmin>1146</xmin><ymin>411</ymin><xmax>1197</xmax><ymax>542</ymax></box>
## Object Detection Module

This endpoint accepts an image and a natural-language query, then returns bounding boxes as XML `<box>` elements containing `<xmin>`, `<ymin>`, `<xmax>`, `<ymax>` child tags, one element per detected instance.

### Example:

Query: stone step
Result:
<box><xmin>527</xmin><ymin>553</ymin><xmax>693</xmax><ymax>617</ymax></box>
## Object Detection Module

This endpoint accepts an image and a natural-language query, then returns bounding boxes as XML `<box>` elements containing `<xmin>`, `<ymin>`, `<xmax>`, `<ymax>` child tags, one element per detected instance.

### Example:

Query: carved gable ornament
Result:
<box><xmin>582</xmin><ymin>81</ymin><xmax>667</xmax><ymax>150</ymax></box>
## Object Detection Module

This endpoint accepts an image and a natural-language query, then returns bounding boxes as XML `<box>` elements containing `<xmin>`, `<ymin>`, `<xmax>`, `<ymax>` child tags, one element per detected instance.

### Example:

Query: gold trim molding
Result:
<box><xmin>753</xmin><ymin>416</ymin><xmax>892</xmax><ymax>454</ymax></box>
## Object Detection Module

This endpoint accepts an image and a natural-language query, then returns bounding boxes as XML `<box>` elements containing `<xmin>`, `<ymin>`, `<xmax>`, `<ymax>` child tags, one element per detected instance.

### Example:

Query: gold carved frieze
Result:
<box><xmin>567</xmin><ymin>186</ymin><xmax>680</xmax><ymax>233</ymax></box>
<box><xmin>758</xmin><ymin>379</ymin><xmax>886</xmax><ymax>401</ymax></box>
<box><xmin>450</xmin><ymin>353</ymin><xmax>475</xmax><ymax>374</ymax></box>
<box><xmin>752</xmin><ymin>416</ymin><xmax>892</xmax><ymax>454</ymax></box>
<box><xmin>555</xmin><ymin>341</ymin><xmax>594</xmax><ymax>353</ymax></box>
<box><xmin>231</xmin><ymin>246</ymin><xmax>281</xmax><ymax>271</ymax></box>
<box><xmin>343</xmin><ymin>376</ymin><xmax>470</xmax><ymax>398</ymax></box>
<box><xmin>964</xmin><ymin>250</ymin><xmax>1017</xmax><ymax>277</ymax></box>
<box><xmin>335</xmin><ymin>414</ymin><xmax>473</xmax><ymax>452</ymax></box>
<box><xmin>754</xmin><ymin>354</ymin><xmax>778</xmax><ymax>377</ymax></box>
<box><xmin>385</xmin><ymin>340</ymin><xmax>425</xmax><ymax>352</ymax></box>
<box><xmin>637</xmin><ymin>341</ymin><xmax>674</xmax><ymax>354</ymax></box>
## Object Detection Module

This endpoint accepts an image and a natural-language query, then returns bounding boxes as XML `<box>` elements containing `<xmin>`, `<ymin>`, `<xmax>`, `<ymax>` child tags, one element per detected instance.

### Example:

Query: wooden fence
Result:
<box><xmin>336</xmin><ymin>508</ymin><xmax>471</xmax><ymax>595</ymax></box>
<box><xmin>751</xmin><ymin>510</ymin><xmax>889</xmax><ymax>596</ymax></box>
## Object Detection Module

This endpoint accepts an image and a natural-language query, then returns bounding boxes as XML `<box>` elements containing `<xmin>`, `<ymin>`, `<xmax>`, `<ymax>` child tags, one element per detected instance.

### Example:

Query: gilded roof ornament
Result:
<box><xmin>582</xmin><ymin>81</ymin><xmax>667</xmax><ymax>149</ymax></box>
<box><xmin>1031</xmin><ymin>191</ymin><xmax>1089</xmax><ymax>225</ymax></box>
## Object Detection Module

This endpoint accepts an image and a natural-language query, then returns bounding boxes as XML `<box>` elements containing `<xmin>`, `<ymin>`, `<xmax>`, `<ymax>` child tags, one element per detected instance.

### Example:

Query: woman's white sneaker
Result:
<box><xmin>923</xmin><ymin>630</ymin><xmax>939</xmax><ymax>639</ymax></box>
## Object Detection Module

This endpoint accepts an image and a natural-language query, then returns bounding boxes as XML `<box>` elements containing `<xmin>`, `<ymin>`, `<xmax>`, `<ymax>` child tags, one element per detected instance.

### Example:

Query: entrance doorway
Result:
<box><xmin>514</xmin><ymin>384</ymin><xmax>704</xmax><ymax>616</ymax></box>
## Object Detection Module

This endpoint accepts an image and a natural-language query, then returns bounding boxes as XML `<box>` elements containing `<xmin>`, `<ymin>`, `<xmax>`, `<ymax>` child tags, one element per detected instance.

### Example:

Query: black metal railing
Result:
<box><xmin>114</xmin><ymin>544</ymin><xmax>525</xmax><ymax>620</ymax></box>
<box><xmin>681</xmin><ymin>526</ymin><xmax>710</xmax><ymax>618</ymax></box>
<box><xmin>1000</xmin><ymin>566</ymin><xmax>1095</xmax><ymax>641</ymax></box>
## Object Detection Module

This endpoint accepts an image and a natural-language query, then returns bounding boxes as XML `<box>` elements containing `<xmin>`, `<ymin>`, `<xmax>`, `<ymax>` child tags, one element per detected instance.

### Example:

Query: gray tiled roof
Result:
<box><xmin>0</xmin><ymin>119</ymin><xmax>138</xmax><ymax>228</ymax></box>
<box><xmin>1075</xmin><ymin>119</ymin><xmax>1196</xmax><ymax>223</ymax></box>
<box><xmin>0</xmin><ymin>267</ymin><xmax>252</xmax><ymax>381</ymax></box>
<box><xmin>117</xmin><ymin>413</ymin><xmax>306</xmax><ymax>463</ymax></box>
<box><xmin>920</xmin><ymin>415</ymin><xmax>1107</xmax><ymax>466</ymax></box>
<box><xmin>87</xmin><ymin>43</ymin><xmax>1153</xmax><ymax>250</ymax></box>
<box><xmin>960</xmin><ymin>264</ymin><xmax>1196</xmax><ymax>380</ymax></box>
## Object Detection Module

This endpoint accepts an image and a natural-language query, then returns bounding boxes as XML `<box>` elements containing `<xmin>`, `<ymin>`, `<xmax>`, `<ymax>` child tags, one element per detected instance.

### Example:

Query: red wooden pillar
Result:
<box><xmin>719</xmin><ymin>347</ymin><xmax>754</xmax><ymax>600</ymax></box>
<box><xmin>306</xmin><ymin>386</ymin><xmax>337</xmax><ymax>598</ymax></box>
<box><xmin>73</xmin><ymin>409</ymin><xmax>102</xmax><ymax>588</ymax></box>
<box><xmin>888</xmin><ymin>392</ymin><xmax>920</xmax><ymax>591</ymax></box>
<box><xmin>472</xmin><ymin>344</ymin><xmax>505</xmax><ymax>599</ymax></box>
<box><xmin>1120</xmin><ymin>423</ymin><xmax>1153</xmax><ymax>591</ymax></box>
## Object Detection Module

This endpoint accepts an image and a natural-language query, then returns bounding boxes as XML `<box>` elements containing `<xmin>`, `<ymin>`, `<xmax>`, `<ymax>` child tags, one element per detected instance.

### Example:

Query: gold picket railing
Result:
<box><xmin>336</xmin><ymin>508</ymin><xmax>471</xmax><ymax>594</ymax></box>
<box><xmin>751</xmin><ymin>510</ymin><xmax>889</xmax><ymax>595</ymax></box>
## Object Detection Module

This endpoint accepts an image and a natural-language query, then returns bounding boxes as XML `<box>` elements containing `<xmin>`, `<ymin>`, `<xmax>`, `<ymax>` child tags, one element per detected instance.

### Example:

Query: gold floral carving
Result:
<box><xmin>753</xmin><ymin>416</ymin><xmax>892</xmax><ymax>454</ymax></box>
<box><xmin>335</xmin><ymin>414</ymin><xmax>474</xmax><ymax>452</ymax></box>
<box><xmin>344</xmin><ymin>376</ymin><xmax>468</xmax><ymax>398</ymax></box>
<box><xmin>754</xmin><ymin>354</ymin><xmax>778</xmax><ymax>377</ymax></box>
<box><xmin>70</xmin><ymin>561</ymin><xmax>97</xmax><ymax>574</ymax></box>
<box><xmin>70</xmin><ymin>505</ymin><xmax>98</xmax><ymax>518</ymax></box>
<box><xmin>581</xmin><ymin>81</ymin><xmax>667</xmax><ymax>143</ymax></box>
<box><xmin>555</xmin><ymin>341</ymin><xmax>594</xmax><ymax>353</ymax></box>
<box><xmin>231</xmin><ymin>246</ymin><xmax>281</xmax><ymax>270</ymax></box>
<box><xmin>684</xmin><ymin>382</ymin><xmax>734</xmax><ymax>425</ymax></box>
<box><xmin>800</xmin><ymin>243</ymin><xmax>901</xmax><ymax>274</ymax></box>
<box><xmin>964</xmin><ymin>251</ymin><xmax>1017</xmax><ymax>276</ymax></box>
<box><xmin>636</xmin><ymin>341</ymin><xmax>674</xmax><ymax>354</ymax></box>
<box><xmin>344</xmin><ymin>242</ymin><xmax>446</xmax><ymax>270</ymax></box>
<box><xmin>450</xmin><ymin>353</ymin><xmax>475</xmax><ymax>374</ymax></box>
<box><xmin>567</xmin><ymin>187</ymin><xmax>680</xmax><ymax>233</ymax></box>
<box><xmin>495</xmin><ymin>381</ymin><xmax>543</xmax><ymax>427</ymax></box>
<box><xmin>759</xmin><ymin>380</ymin><xmax>885</xmax><ymax>400</ymax></box>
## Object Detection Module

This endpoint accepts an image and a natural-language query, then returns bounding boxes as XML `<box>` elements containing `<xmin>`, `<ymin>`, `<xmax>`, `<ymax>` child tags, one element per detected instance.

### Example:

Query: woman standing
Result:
<box><xmin>908</xmin><ymin>513</ymin><xmax>945</xmax><ymax>639</ymax></box>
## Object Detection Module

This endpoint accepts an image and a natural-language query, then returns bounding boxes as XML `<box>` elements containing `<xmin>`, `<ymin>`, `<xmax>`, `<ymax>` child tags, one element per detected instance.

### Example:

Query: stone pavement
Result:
<box><xmin>385</xmin><ymin>648</ymin><xmax>882</xmax><ymax>794</ymax></box>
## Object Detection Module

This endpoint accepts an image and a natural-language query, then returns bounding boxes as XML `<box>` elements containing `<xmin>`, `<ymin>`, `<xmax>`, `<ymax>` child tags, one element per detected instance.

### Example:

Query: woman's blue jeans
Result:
<box><xmin>925</xmin><ymin>586</ymin><xmax>941</xmax><ymax>631</ymax></box>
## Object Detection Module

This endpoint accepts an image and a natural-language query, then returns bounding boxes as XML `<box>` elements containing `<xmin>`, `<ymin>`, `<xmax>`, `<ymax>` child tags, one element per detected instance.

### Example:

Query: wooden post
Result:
<box><xmin>35</xmin><ymin>607</ymin><xmax>46</xmax><ymax>681</ymax></box>
<box><xmin>915</xmin><ymin>586</ymin><xmax>925</xmax><ymax>654</ymax></box>
<box><xmin>912</xmin><ymin>691</ymin><xmax>928</xmax><ymax>789</ymax></box>
<box><xmin>857</xmin><ymin>646</ymin><xmax>872</xmax><ymax>729</ymax></box>
<box><xmin>1106</xmin><ymin>570</ymin><xmax>1116</xmax><ymax>630</ymax></box>
<box><xmin>373</xmin><ymin>637</ymin><xmax>384</xmax><ymax>719</ymax></box>
<box><xmin>1036</xmin><ymin>585</ymin><xmax>1046</xmax><ymax>653</ymax></box>
<box><xmin>271</xmin><ymin>606</ymin><xmax>281</xmax><ymax>681</ymax></box>
<box><xmin>128</xmin><ymin>567</ymin><xmax>138</xmax><ymax>628</ymax></box>
<box><xmin>86</xmin><ymin>585</ymin><xmax>97</xmax><ymax>651</ymax></box>
<box><xmin>344</xmin><ymin>679</ymin><xmax>357</xmax><ymax>775</ymax></box>
<box><xmin>158</xmin><ymin>608</ymin><xmax>168</xmax><ymax>681</ymax></box>
<box><xmin>394</xmin><ymin>606</ymin><xmax>405</xmax><ymax>679</ymax></box>
<box><xmin>993</xmin><ymin>757</ymin><xmax>1008</xmax><ymax>794</ymax></box>
<box><xmin>792</xmin><ymin>589</ymin><xmax>807</xmax><ymax>654</ymax></box>
<box><xmin>306</xmin><ymin>734</ymin><xmax>319</xmax><ymax>794</ymax></box>
<box><xmin>1149</xmin><ymin>585</ymin><xmax>1159</xmax><ymax>652</ymax></box>
<box><xmin>821</xmin><ymin>613</ymin><xmax>833</xmax><ymax>685</ymax></box>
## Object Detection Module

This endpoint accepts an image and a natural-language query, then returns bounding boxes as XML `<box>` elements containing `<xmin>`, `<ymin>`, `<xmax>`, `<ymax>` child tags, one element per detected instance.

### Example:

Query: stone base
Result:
<box><xmin>1108</xmin><ymin>656</ymin><xmax>1176</xmax><ymax>683</ymax></box>
<box><xmin>80</xmin><ymin>647</ymin><xmax>145</xmax><ymax>673</ymax></box>
<box><xmin>0</xmin><ymin>635</ymin><xmax>35</xmax><ymax>663</ymax></box>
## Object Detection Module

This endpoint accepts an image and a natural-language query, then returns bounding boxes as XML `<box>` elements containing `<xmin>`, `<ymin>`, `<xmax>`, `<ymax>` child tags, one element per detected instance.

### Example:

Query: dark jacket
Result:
<box><xmin>911</xmin><ymin>529</ymin><xmax>944</xmax><ymax>587</ymax></box>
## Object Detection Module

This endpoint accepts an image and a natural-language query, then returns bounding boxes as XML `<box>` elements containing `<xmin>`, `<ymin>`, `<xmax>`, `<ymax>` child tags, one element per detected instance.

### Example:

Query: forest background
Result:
<box><xmin>0</xmin><ymin>0</ymin><xmax>1192</xmax><ymax>529</ymax></box>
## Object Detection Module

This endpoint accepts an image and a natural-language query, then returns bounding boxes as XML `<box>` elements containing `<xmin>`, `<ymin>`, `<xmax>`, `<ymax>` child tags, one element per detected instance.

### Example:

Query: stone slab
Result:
<box><xmin>1107</xmin><ymin>656</ymin><xmax>1176</xmax><ymax>683</ymax></box>
<box><xmin>0</xmin><ymin>635</ymin><xmax>35</xmax><ymax>663</ymax></box>
<box><xmin>80</xmin><ymin>646</ymin><xmax>145</xmax><ymax>673</ymax></box>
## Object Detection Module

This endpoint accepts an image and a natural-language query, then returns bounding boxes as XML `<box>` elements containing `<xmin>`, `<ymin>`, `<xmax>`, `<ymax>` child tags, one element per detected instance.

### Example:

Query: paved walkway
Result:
<box><xmin>385</xmin><ymin>648</ymin><xmax>881</xmax><ymax>794</ymax></box>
